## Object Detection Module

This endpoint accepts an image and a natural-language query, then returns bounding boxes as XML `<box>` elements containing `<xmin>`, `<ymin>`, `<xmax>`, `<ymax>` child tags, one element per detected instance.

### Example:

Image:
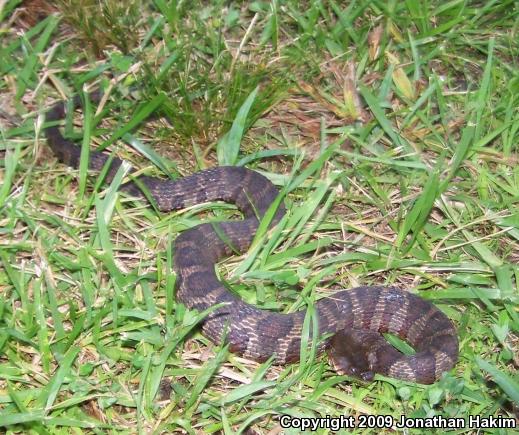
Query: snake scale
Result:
<box><xmin>44</xmin><ymin>92</ymin><xmax>458</xmax><ymax>384</ymax></box>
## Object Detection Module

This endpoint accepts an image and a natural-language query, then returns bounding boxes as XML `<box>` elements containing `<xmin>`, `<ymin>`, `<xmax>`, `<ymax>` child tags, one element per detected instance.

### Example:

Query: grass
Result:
<box><xmin>1</xmin><ymin>0</ymin><xmax>519</xmax><ymax>433</ymax></box>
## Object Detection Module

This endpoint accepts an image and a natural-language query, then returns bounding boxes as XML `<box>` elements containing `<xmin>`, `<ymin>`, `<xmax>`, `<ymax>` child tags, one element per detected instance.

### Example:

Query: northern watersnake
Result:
<box><xmin>44</xmin><ymin>92</ymin><xmax>458</xmax><ymax>384</ymax></box>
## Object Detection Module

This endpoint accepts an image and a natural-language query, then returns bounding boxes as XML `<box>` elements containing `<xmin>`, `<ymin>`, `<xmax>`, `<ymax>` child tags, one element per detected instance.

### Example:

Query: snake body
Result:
<box><xmin>45</xmin><ymin>93</ymin><xmax>458</xmax><ymax>384</ymax></box>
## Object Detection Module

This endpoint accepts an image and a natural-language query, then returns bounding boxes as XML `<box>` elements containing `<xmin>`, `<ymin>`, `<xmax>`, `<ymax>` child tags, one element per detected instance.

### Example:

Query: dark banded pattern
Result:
<box><xmin>44</xmin><ymin>93</ymin><xmax>459</xmax><ymax>384</ymax></box>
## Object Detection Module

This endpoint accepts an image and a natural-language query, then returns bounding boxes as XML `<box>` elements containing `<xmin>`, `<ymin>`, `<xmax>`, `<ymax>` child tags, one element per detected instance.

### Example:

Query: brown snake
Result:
<box><xmin>44</xmin><ymin>92</ymin><xmax>458</xmax><ymax>384</ymax></box>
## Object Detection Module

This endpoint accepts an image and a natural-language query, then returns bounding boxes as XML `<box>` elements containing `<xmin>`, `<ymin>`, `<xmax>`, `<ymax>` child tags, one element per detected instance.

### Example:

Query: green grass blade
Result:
<box><xmin>99</xmin><ymin>93</ymin><xmax>166</xmax><ymax>150</ymax></box>
<box><xmin>78</xmin><ymin>90</ymin><xmax>93</xmax><ymax>198</ymax></box>
<box><xmin>359</xmin><ymin>84</ymin><xmax>405</xmax><ymax>151</ymax></box>
<box><xmin>221</xmin><ymin>381</ymin><xmax>276</xmax><ymax>405</ymax></box>
<box><xmin>40</xmin><ymin>346</ymin><xmax>81</xmax><ymax>411</ymax></box>
<box><xmin>476</xmin><ymin>358</ymin><xmax>519</xmax><ymax>405</ymax></box>
<box><xmin>217</xmin><ymin>86</ymin><xmax>259</xmax><ymax>165</ymax></box>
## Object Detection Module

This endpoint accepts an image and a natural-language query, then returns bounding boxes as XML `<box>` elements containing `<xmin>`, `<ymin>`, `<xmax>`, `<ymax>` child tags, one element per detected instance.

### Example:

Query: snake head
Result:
<box><xmin>331</xmin><ymin>354</ymin><xmax>375</xmax><ymax>381</ymax></box>
<box><xmin>327</xmin><ymin>329</ymin><xmax>384</xmax><ymax>382</ymax></box>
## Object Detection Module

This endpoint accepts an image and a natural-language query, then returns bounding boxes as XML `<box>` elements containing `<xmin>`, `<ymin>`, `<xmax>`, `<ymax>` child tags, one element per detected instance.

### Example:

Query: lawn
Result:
<box><xmin>1</xmin><ymin>0</ymin><xmax>518</xmax><ymax>433</ymax></box>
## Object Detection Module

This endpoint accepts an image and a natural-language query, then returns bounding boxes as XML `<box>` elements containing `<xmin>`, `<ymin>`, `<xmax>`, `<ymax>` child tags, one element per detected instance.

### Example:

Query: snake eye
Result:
<box><xmin>360</xmin><ymin>371</ymin><xmax>375</xmax><ymax>382</ymax></box>
<box><xmin>348</xmin><ymin>364</ymin><xmax>364</xmax><ymax>377</ymax></box>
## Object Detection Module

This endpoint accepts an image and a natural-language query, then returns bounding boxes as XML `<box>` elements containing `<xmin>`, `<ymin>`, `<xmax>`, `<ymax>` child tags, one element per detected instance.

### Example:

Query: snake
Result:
<box><xmin>44</xmin><ymin>92</ymin><xmax>458</xmax><ymax>384</ymax></box>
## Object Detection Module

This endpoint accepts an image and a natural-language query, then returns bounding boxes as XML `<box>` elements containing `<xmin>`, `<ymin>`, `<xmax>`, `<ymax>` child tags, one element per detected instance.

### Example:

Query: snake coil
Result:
<box><xmin>45</xmin><ymin>92</ymin><xmax>458</xmax><ymax>383</ymax></box>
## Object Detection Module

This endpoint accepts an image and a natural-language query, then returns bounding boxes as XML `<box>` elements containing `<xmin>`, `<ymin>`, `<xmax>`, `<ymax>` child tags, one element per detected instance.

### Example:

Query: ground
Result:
<box><xmin>0</xmin><ymin>0</ymin><xmax>518</xmax><ymax>433</ymax></box>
